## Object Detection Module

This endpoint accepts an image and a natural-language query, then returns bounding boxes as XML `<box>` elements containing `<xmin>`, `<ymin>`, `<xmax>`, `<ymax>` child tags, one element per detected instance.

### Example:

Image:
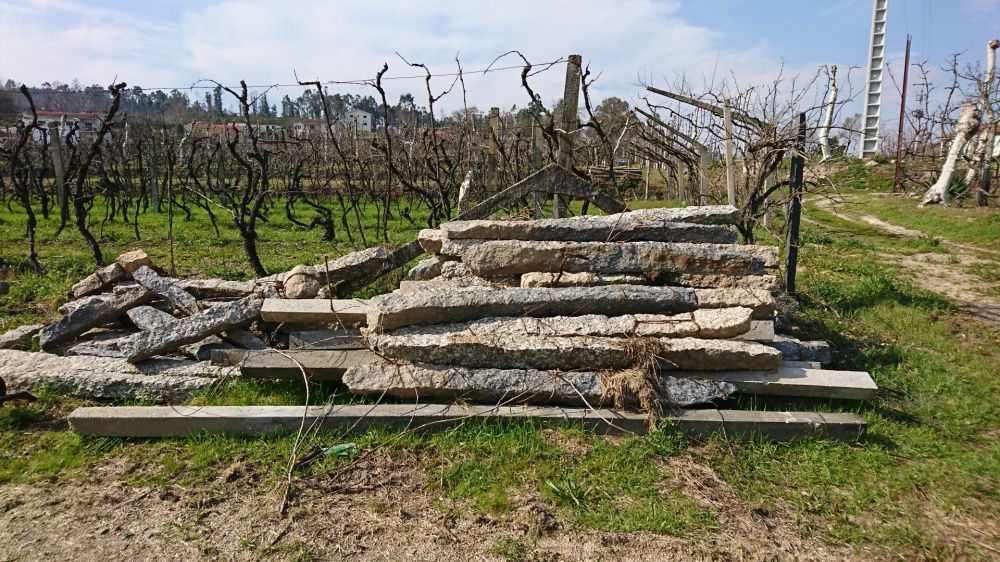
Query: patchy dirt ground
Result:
<box><xmin>0</xmin><ymin>450</ymin><xmax>865</xmax><ymax>562</ymax></box>
<box><xmin>810</xmin><ymin>196</ymin><xmax>1000</xmax><ymax>325</ymax></box>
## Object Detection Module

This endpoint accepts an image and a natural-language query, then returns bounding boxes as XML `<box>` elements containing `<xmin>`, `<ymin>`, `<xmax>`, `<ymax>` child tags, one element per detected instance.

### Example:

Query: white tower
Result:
<box><xmin>860</xmin><ymin>0</ymin><xmax>889</xmax><ymax>158</ymax></box>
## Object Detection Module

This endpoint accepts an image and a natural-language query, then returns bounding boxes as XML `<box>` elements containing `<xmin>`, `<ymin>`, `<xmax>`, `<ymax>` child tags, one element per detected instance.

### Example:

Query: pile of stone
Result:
<box><xmin>1</xmin><ymin>204</ymin><xmax>846</xmax><ymax>420</ymax></box>
<box><xmin>335</xmin><ymin>204</ymin><xmax>829</xmax><ymax>413</ymax></box>
<box><xmin>0</xmin><ymin>246</ymin><xmax>382</xmax><ymax>400</ymax></box>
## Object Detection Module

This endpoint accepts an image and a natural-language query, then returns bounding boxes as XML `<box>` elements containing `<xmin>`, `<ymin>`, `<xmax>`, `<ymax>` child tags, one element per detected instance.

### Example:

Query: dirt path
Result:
<box><xmin>0</xmin><ymin>451</ymin><xmax>863</xmax><ymax>562</ymax></box>
<box><xmin>809</xmin><ymin>197</ymin><xmax>1000</xmax><ymax>325</ymax></box>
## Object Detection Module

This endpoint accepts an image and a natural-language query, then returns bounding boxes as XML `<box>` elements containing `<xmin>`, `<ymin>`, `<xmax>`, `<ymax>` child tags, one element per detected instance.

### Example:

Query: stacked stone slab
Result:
<box><xmin>348</xmin><ymin>205</ymin><xmax>794</xmax><ymax>411</ymax></box>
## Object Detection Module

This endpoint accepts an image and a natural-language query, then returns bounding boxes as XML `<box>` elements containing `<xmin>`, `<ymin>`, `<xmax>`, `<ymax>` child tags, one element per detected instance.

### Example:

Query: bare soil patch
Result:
<box><xmin>0</xmin><ymin>450</ymin><xmax>866</xmax><ymax>562</ymax></box>
<box><xmin>811</xmin><ymin>197</ymin><xmax>1000</xmax><ymax>325</ymax></box>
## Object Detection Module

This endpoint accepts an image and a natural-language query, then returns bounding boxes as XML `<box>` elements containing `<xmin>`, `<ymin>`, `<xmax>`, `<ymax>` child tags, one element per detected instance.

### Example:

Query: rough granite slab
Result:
<box><xmin>370</xmin><ymin>329</ymin><xmax>781</xmax><ymax>371</ymax></box>
<box><xmin>343</xmin><ymin>362</ymin><xmax>736</xmax><ymax>408</ymax></box>
<box><xmin>0</xmin><ymin>324</ymin><xmax>43</xmax><ymax>350</ymax></box>
<box><xmin>441</xmin><ymin>239</ymin><xmax>765</xmax><ymax>277</ymax></box>
<box><xmin>367</xmin><ymin>285</ymin><xmax>697</xmax><ymax>331</ymax></box>
<box><xmin>132</xmin><ymin>266</ymin><xmax>200</xmax><ymax>316</ymax></box>
<box><xmin>0</xmin><ymin>349</ymin><xmax>225</xmax><ymax>402</ymax></box>
<box><xmin>374</xmin><ymin>308</ymin><xmax>752</xmax><ymax>341</ymax></box>
<box><xmin>439</xmin><ymin>216</ymin><xmax>737</xmax><ymax>244</ymax></box>
<box><xmin>695</xmin><ymin>288</ymin><xmax>776</xmax><ymax>319</ymax></box>
<box><xmin>40</xmin><ymin>286</ymin><xmax>154</xmax><ymax>350</ymax></box>
<box><xmin>119</xmin><ymin>295</ymin><xmax>263</xmax><ymax>363</ymax></box>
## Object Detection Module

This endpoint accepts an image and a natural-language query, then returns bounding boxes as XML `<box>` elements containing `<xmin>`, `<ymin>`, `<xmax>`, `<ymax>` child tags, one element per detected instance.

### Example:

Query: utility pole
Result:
<box><xmin>861</xmin><ymin>0</ymin><xmax>889</xmax><ymax>158</ymax></box>
<box><xmin>892</xmin><ymin>34</ymin><xmax>912</xmax><ymax>193</ymax></box>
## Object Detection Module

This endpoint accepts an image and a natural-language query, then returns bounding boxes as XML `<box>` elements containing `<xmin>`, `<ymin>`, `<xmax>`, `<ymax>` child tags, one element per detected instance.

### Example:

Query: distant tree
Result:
<box><xmin>259</xmin><ymin>93</ymin><xmax>271</xmax><ymax>117</ymax></box>
<box><xmin>212</xmin><ymin>86</ymin><xmax>224</xmax><ymax>118</ymax></box>
<box><xmin>281</xmin><ymin>94</ymin><xmax>298</xmax><ymax>118</ymax></box>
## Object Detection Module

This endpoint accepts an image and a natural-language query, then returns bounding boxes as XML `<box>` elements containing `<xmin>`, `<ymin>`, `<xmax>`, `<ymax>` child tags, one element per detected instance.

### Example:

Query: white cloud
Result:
<box><xmin>0</xmin><ymin>0</ymin><xmax>818</xmax><ymax>112</ymax></box>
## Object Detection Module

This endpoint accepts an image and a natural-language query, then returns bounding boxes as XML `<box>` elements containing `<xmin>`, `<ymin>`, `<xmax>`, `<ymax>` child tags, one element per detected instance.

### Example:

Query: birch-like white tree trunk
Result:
<box><xmin>921</xmin><ymin>103</ymin><xmax>981</xmax><ymax>206</ymax></box>
<box><xmin>818</xmin><ymin>65</ymin><xmax>838</xmax><ymax>161</ymax></box>
<box><xmin>962</xmin><ymin>40</ymin><xmax>999</xmax><ymax>188</ymax></box>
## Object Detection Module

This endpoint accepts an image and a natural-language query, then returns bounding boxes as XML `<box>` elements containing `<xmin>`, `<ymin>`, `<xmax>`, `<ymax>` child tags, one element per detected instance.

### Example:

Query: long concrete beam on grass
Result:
<box><xmin>260</xmin><ymin>299</ymin><xmax>370</xmax><ymax>325</ymax></box>
<box><xmin>209</xmin><ymin>348</ymin><xmax>377</xmax><ymax>380</ymax></box>
<box><xmin>67</xmin><ymin>404</ymin><xmax>868</xmax><ymax>442</ymax></box>
<box><xmin>674</xmin><ymin>366</ymin><xmax>878</xmax><ymax>400</ymax></box>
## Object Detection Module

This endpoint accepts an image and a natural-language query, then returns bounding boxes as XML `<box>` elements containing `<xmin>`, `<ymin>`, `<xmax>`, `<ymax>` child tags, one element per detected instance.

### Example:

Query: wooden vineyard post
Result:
<box><xmin>784</xmin><ymin>113</ymin><xmax>807</xmax><ymax>294</ymax></box>
<box><xmin>555</xmin><ymin>54</ymin><xmax>582</xmax><ymax>218</ymax></box>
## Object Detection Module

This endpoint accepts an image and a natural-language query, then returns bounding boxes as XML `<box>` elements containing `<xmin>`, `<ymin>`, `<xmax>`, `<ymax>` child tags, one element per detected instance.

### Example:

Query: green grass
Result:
<box><xmin>825</xmin><ymin>190</ymin><xmax>1000</xmax><ymax>252</ymax></box>
<box><xmin>2</xmin><ymin>183</ymin><xmax>1000</xmax><ymax>557</ymax></box>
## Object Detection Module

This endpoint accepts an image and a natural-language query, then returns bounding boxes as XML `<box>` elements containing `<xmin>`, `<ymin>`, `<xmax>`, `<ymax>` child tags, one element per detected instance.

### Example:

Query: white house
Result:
<box><xmin>21</xmin><ymin>111</ymin><xmax>104</xmax><ymax>143</ymax></box>
<box><xmin>345</xmin><ymin>108</ymin><xmax>373</xmax><ymax>132</ymax></box>
<box><xmin>292</xmin><ymin>119</ymin><xmax>328</xmax><ymax>136</ymax></box>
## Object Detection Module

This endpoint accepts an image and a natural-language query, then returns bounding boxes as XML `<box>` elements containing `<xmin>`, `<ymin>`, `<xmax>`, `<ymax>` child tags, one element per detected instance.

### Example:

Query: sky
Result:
<box><xmin>1</xmin><ymin>0</ymin><xmax>999</xmax><ymax>121</ymax></box>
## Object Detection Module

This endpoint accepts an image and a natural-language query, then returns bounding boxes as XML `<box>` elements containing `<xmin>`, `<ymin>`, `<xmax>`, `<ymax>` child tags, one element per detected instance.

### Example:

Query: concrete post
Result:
<box><xmin>47</xmin><ymin>122</ymin><xmax>68</xmax><ymax>223</ymax></box>
<box><xmin>698</xmin><ymin>147</ymin><xmax>709</xmax><ymax>206</ymax></box>
<box><xmin>487</xmin><ymin>107</ymin><xmax>500</xmax><ymax>197</ymax></box>
<box><xmin>555</xmin><ymin>54</ymin><xmax>582</xmax><ymax>218</ymax></box>
<box><xmin>530</xmin><ymin>121</ymin><xmax>544</xmax><ymax>218</ymax></box>
<box><xmin>723</xmin><ymin>99</ymin><xmax>737</xmax><ymax>207</ymax></box>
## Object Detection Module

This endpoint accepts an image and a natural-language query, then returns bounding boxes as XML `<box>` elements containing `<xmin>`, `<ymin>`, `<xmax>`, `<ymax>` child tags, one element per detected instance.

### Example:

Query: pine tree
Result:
<box><xmin>212</xmin><ymin>86</ymin><xmax>223</xmax><ymax>119</ymax></box>
<box><xmin>259</xmin><ymin>93</ymin><xmax>271</xmax><ymax>117</ymax></box>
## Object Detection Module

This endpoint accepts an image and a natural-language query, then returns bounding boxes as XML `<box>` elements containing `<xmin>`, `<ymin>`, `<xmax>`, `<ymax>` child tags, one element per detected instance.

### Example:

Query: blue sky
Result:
<box><xmin>2</xmin><ymin>0</ymin><xmax>998</xmax><ymax>122</ymax></box>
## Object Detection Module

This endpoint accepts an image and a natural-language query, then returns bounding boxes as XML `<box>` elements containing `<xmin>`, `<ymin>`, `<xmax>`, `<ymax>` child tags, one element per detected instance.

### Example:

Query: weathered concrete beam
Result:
<box><xmin>736</xmin><ymin>320</ymin><xmax>776</xmax><ymax>341</ymax></box>
<box><xmin>675</xmin><ymin>366</ymin><xmax>877</xmax><ymax>400</ymax></box>
<box><xmin>520</xmin><ymin>272</ymin><xmax>648</xmax><ymax>288</ymax></box>
<box><xmin>439</xmin><ymin>261</ymin><xmax>518</xmax><ymax>286</ymax></box>
<box><xmin>695</xmin><ymin>288</ymin><xmax>776</xmax><ymax>319</ymax></box>
<box><xmin>377</xmin><ymin>308</ymin><xmax>752</xmax><ymax>341</ymax></box>
<box><xmin>766</xmin><ymin>335</ymin><xmax>833</xmax><ymax>364</ymax></box>
<box><xmin>288</xmin><ymin>328</ymin><xmax>366</xmax><ymax>350</ymax></box>
<box><xmin>119</xmin><ymin>295</ymin><xmax>263</xmax><ymax>363</ymax></box>
<box><xmin>439</xmin><ymin>216</ymin><xmax>737</xmax><ymax>244</ymax></box>
<box><xmin>0</xmin><ymin>324</ymin><xmax>43</xmax><ymax>350</ymax></box>
<box><xmin>175</xmin><ymin>278</ymin><xmax>257</xmax><ymax>299</ymax></box>
<box><xmin>0</xmin><ymin>349</ymin><xmax>223</xmax><ymax>402</ymax></box>
<box><xmin>39</xmin><ymin>286</ymin><xmax>154</xmax><ymax>350</ymax></box>
<box><xmin>368</xmin><ymin>285</ymin><xmax>697</xmax><ymax>331</ymax></box>
<box><xmin>132</xmin><ymin>266</ymin><xmax>200</xmax><ymax>316</ymax></box>
<box><xmin>126</xmin><ymin>305</ymin><xmax>175</xmax><ymax>332</ymax></box>
<box><xmin>208</xmin><ymin>348</ymin><xmax>378</xmax><ymax>380</ymax></box>
<box><xmin>221</xmin><ymin>328</ymin><xmax>268</xmax><ymax>350</ymax></box>
<box><xmin>397</xmin><ymin>278</ymin><xmax>500</xmax><ymax>292</ymax></box>
<box><xmin>260</xmin><ymin>298</ymin><xmax>370</xmax><ymax>325</ymax></box>
<box><xmin>370</xmin><ymin>329</ymin><xmax>781</xmax><ymax>371</ymax></box>
<box><xmin>441</xmin><ymin>240</ymin><xmax>765</xmax><ymax>277</ymax></box>
<box><xmin>702</xmin><ymin>244</ymin><xmax>779</xmax><ymax>268</ymax></box>
<box><xmin>67</xmin><ymin>404</ymin><xmax>867</xmax><ymax>442</ymax></box>
<box><xmin>343</xmin><ymin>362</ymin><xmax>735</xmax><ymax>407</ymax></box>
<box><xmin>657</xmin><ymin>273</ymin><xmax>779</xmax><ymax>290</ymax></box>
